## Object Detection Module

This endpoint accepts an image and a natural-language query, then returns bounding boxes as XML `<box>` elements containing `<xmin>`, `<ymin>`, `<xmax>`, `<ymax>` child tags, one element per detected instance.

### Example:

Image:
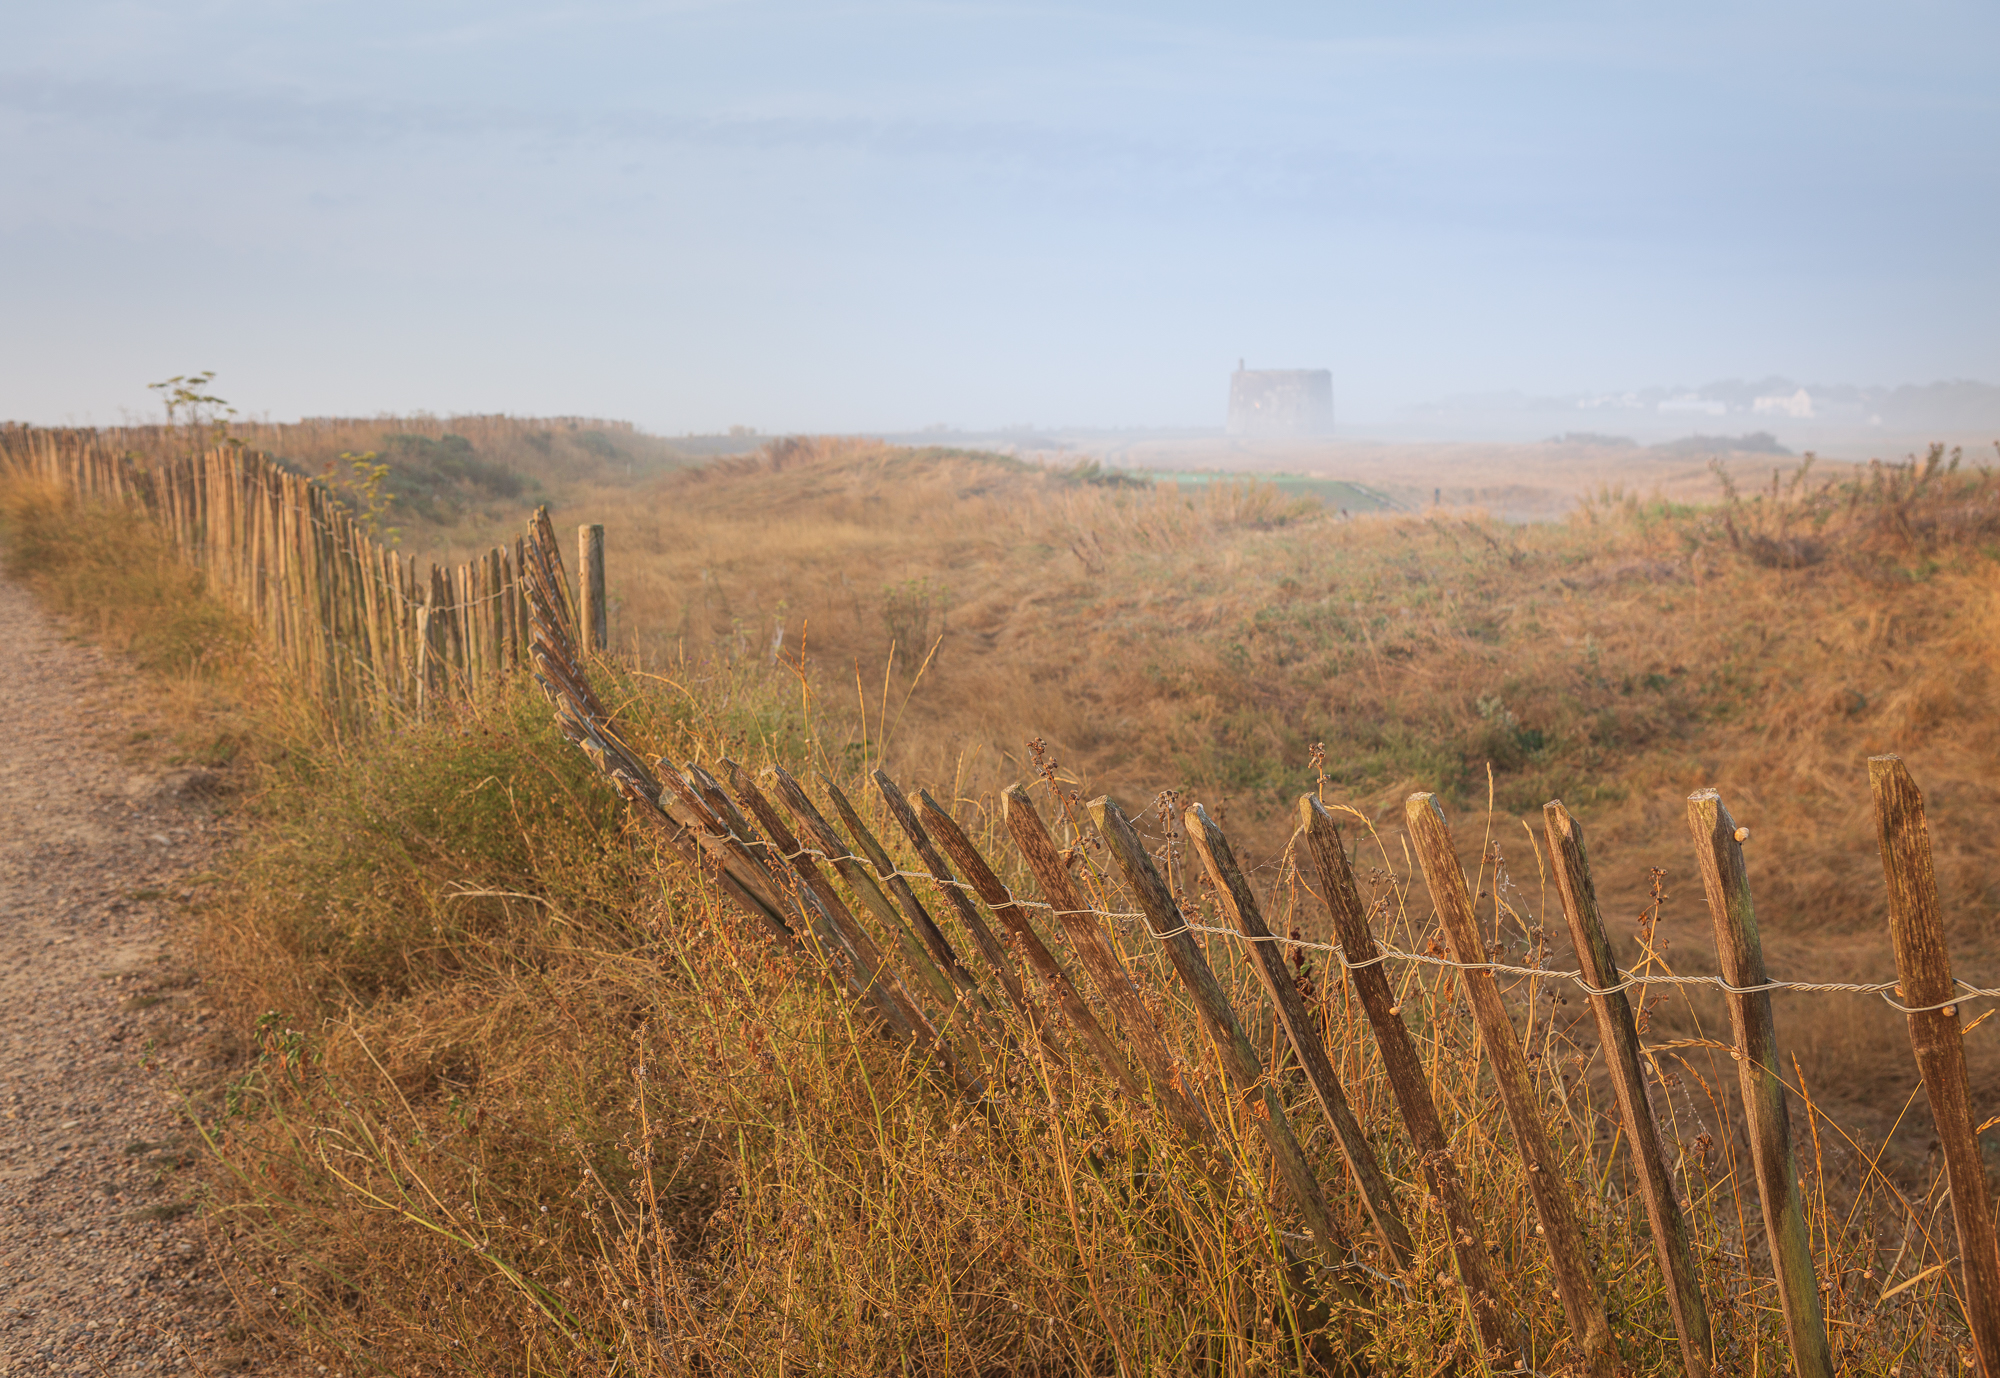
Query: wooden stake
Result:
<box><xmin>820</xmin><ymin>774</ymin><xmax>985</xmax><ymax>1004</ymax></box>
<box><xmin>1869</xmin><ymin>756</ymin><xmax>2000</xmax><ymax>1378</ymax></box>
<box><xmin>1544</xmin><ymin>800</ymin><xmax>1713</xmax><ymax>1377</ymax></box>
<box><xmin>487</xmin><ymin>546</ymin><xmax>503</xmax><ymax>679</ymax></box>
<box><xmin>579</xmin><ymin>522</ymin><xmax>606</xmax><ymax>652</ymax></box>
<box><xmin>501</xmin><ymin>550</ymin><xmax>519</xmax><ymax>673</ymax></box>
<box><xmin>916</xmin><ymin>789</ymin><xmax>1146</xmax><ymax>1101</ymax></box>
<box><xmin>872</xmin><ymin>771</ymin><xmax>1036</xmax><ymax>1028</ymax></box>
<box><xmin>649</xmin><ymin>766</ymin><xmax>798</xmax><ymax>946</ymax></box>
<box><xmin>1002</xmin><ymin>786</ymin><xmax>1214</xmax><ymax>1143</ymax></box>
<box><xmin>1299</xmin><ymin>797</ymin><xmax>1520</xmax><ymax>1363</ymax></box>
<box><xmin>415</xmin><ymin>605</ymin><xmax>433</xmax><ymax>714</ymax></box>
<box><xmin>1092</xmin><ymin>795</ymin><xmax>1352</xmax><ymax>1267</ymax></box>
<box><xmin>1176</xmin><ymin>801</ymin><xmax>1414</xmax><ymax>1268</ymax></box>
<box><xmin>731</xmin><ymin>766</ymin><xmax>926</xmax><ymax>1046</ymax></box>
<box><xmin>1407</xmin><ymin>792</ymin><xmax>1616</xmax><ymax>1378</ymax></box>
<box><xmin>767</xmin><ymin>765</ymin><xmax>960</xmax><ymax>1011</ymax></box>
<box><xmin>1686</xmin><ymin>788</ymin><xmax>1832</xmax><ymax>1378</ymax></box>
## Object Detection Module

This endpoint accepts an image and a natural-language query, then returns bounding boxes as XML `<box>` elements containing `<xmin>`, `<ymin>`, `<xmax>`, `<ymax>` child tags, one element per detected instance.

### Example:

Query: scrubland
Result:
<box><xmin>528</xmin><ymin>437</ymin><xmax>2000</xmax><ymax>1155</ymax></box>
<box><xmin>529</xmin><ymin>439</ymin><xmax>1997</xmax><ymax>920</ymax></box>
<box><xmin>5</xmin><ymin>426</ymin><xmax>1999</xmax><ymax>1375</ymax></box>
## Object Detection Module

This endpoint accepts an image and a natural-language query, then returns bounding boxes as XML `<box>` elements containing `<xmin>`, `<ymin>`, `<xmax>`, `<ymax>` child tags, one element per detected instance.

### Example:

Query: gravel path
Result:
<box><xmin>0</xmin><ymin>580</ymin><xmax>257</xmax><ymax>1376</ymax></box>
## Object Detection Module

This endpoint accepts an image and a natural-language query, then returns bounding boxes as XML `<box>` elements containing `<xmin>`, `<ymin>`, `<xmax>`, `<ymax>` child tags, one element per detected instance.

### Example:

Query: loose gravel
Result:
<box><xmin>0</xmin><ymin>580</ymin><xmax>280</xmax><ymax>1376</ymax></box>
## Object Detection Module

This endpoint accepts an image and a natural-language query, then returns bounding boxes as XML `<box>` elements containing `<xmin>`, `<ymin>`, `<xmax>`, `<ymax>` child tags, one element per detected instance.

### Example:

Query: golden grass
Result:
<box><xmin>8</xmin><ymin>428</ymin><xmax>1999</xmax><ymax>1374</ymax></box>
<box><xmin>532</xmin><ymin>438</ymin><xmax>1999</xmax><ymax>905</ymax></box>
<box><xmin>0</xmin><ymin>478</ymin><xmax>251</xmax><ymax>676</ymax></box>
<box><xmin>192</xmin><ymin>661</ymin><xmax>1979</xmax><ymax>1375</ymax></box>
<box><xmin>405</xmin><ymin>434</ymin><xmax>2000</xmax><ymax>1155</ymax></box>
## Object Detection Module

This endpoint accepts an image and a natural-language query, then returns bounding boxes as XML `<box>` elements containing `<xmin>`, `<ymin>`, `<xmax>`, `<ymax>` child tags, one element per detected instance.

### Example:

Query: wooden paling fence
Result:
<box><xmin>0</xmin><ymin>426</ymin><xmax>609</xmax><ymax>720</ymax></box>
<box><xmin>515</xmin><ymin>518</ymin><xmax>2000</xmax><ymax>1376</ymax></box>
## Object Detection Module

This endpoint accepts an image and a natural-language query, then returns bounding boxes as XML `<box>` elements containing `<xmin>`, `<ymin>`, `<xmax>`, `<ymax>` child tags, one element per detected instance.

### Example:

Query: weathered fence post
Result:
<box><xmin>1298</xmin><ymin>797</ymin><xmax>1520</xmax><ymax>1363</ymax></box>
<box><xmin>820</xmin><ymin>774</ymin><xmax>988</xmax><ymax>1008</ymax></box>
<box><xmin>1869</xmin><ymin>756</ymin><xmax>2000</xmax><ymax>1377</ymax></box>
<box><xmin>766</xmin><ymin>765</ymin><xmax>960</xmax><ymax>1011</ymax></box>
<box><xmin>727</xmin><ymin>765</ymin><xmax>923</xmax><ymax>1045</ymax></box>
<box><xmin>1091</xmin><ymin>795</ymin><xmax>1354</xmax><ymax>1269</ymax></box>
<box><xmin>1407</xmin><ymin>792</ymin><xmax>1616</xmax><ymax>1378</ymax></box>
<box><xmin>915</xmin><ymin>790</ymin><xmax>1138</xmax><ymax>1086</ymax></box>
<box><xmin>578</xmin><ymin>522</ymin><xmax>606</xmax><ymax>652</ymax></box>
<box><xmin>871</xmin><ymin>771</ymin><xmax>1037</xmax><ymax>1029</ymax></box>
<box><xmin>1686</xmin><ymin>788</ymin><xmax>1833</xmax><ymax>1378</ymax></box>
<box><xmin>1544</xmin><ymin>800</ymin><xmax>1713</xmax><ymax>1378</ymax></box>
<box><xmin>1177</xmin><ymin>801</ymin><xmax>1414</xmax><ymax>1269</ymax></box>
<box><xmin>1001</xmin><ymin>785</ymin><xmax>1214</xmax><ymax>1143</ymax></box>
<box><xmin>415</xmin><ymin>604</ymin><xmax>434</xmax><ymax>713</ymax></box>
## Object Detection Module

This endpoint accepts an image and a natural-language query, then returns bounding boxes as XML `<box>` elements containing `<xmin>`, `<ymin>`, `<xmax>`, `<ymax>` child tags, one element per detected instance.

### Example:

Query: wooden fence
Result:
<box><xmin>514</xmin><ymin>518</ymin><xmax>2000</xmax><ymax>1377</ymax></box>
<box><xmin>0</xmin><ymin>426</ymin><xmax>610</xmax><ymax>720</ymax></box>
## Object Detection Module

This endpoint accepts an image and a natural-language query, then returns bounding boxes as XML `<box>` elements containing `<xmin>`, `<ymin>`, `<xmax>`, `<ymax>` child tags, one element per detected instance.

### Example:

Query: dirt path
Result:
<box><xmin>0</xmin><ymin>580</ymin><xmax>254</xmax><ymax>1376</ymax></box>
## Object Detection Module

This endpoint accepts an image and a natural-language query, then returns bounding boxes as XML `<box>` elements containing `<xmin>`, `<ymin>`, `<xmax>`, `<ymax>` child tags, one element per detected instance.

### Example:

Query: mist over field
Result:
<box><xmin>3</xmin><ymin>3</ymin><xmax>1997</xmax><ymax>437</ymax></box>
<box><xmin>8</xmin><ymin>7</ymin><xmax>2000</xmax><ymax>1374</ymax></box>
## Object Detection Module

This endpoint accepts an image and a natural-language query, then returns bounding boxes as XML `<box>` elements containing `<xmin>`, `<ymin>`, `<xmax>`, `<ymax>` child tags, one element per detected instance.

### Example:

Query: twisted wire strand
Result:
<box><xmin>512</xmin><ymin>592</ymin><xmax>1986</xmax><ymax>1025</ymax></box>
<box><xmin>744</xmin><ymin>839</ymin><xmax>1984</xmax><ymax>1019</ymax></box>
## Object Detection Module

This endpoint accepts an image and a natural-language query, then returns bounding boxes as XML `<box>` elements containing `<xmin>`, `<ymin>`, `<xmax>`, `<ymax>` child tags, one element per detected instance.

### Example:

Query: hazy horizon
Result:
<box><xmin>5</xmin><ymin>3</ymin><xmax>1997</xmax><ymax>435</ymax></box>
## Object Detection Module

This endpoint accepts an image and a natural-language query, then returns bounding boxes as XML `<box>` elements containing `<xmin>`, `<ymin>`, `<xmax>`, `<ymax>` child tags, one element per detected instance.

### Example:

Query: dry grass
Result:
<box><xmin>0</xmin><ymin>478</ymin><xmax>251</xmax><ymax>677</ymax></box>
<box><xmin>537</xmin><ymin>436</ymin><xmax>1999</xmax><ymax>912</ymax></box>
<box><xmin>530</xmin><ymin>434</ymin><xmax>2000</xmax><ymax>1155</ymax></box>
<box><xmin>192</xmin><ymin>664</ymin><xmax>1982</xmax><ymax>1375</ymax></box>
<box><xmin>9</xmin><ymin>426</ymin><xmax>2000</xmax><ymax>1374</ymax></box>
<box><xmin>0</xmin><ymin>476</ymin><xmax>265</xmax><ymax>769</ymax></box>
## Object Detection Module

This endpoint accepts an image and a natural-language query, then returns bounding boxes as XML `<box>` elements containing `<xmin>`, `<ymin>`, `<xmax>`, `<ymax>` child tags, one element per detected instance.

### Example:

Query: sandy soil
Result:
<box><xmin>0</xmin><ymin>580</ymin><xmax>262</xmax><ymax>1376</ymax></box>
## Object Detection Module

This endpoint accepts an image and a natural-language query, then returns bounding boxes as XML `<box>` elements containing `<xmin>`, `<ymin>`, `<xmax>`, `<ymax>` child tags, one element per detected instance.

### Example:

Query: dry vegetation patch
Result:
<box><xmin>9</xmin><ymin>429</ymin><xmax>2000</xmax><ymax>1374</ymax></box>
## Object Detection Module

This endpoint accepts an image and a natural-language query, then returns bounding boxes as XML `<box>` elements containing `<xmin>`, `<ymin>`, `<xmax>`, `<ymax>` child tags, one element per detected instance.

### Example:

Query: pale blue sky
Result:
<box><xmin>3</xmin><ymin>2</ymin><xmax>1995</xmax><ymax>432</ymax></box>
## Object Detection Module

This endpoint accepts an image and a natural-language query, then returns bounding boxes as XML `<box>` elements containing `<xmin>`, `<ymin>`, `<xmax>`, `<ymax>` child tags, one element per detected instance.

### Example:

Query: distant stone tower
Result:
<box><xmin>1228</xmin><ymin>362</ymin><xmax>1334</xmax><ymax>437</ymax></box>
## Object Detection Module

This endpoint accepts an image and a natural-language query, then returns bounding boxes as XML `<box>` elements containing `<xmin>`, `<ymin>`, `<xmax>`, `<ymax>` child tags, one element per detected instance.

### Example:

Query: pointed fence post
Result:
<box><xmin>729</xmin><ymin>766</ymin><xmax>920</xmax><ymax>1045</ymax></box>
<box><xmin>1544</xmin><ymin>800</ymin><xmax>1713</xmax><ymax>1378</ymax></box>
<box><xmin>1177</xmin><ymin>802</ymin><xmax>1414</xmax><ymax>1270</ymax></box>
<box><xmin>415</xmin><ymin>604</ymin><xmax>434</xmax><ymax>713</ymax></box>
<box><xmin>1091</xmin><ymin>796</ymin><xmax>1353</xmax><ymax>1269</ymax></box>
<box><xmin>1298</xmin><ymin>797</ymin><xmax>1520</xmax><ymax>1364</ymax></box>
<box><xmin>1870</xmin><ymin>756</ymin><xmax>2000</xmax><ymax>1378</ymax></box>
<box><xmin>1686</xmin><ymin>788</ymin><xmax>1833</xmax><ymax>1378</ymax></box>
<box><xmin>821</xmin><ymin>774</ymin><xmax>989</xmax><ymax>1010</ymax></box>
<box><xmin>1002</xmin><ymin>786</ymin><xmax>1214</xmax><ymax>1144</ymax></box>
<box><xmin>871</xmin><ymin>770</ymin><xmax>1037</xmax><ymax>1029</ymax></box>
<box><xmin>916</xmin><ymin>790</ymin><xmax>1139</xmax><ymax>1086</ymax></box>
<box><xmin>1407</xmin><ymin>792</ymin><xmax>1617</xmax><ymax>1378</ymax></box>
<box><xmin>767</xmin><ymin>764</ymin><xmax>960</xmax><ymax>1011</ymax></box>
